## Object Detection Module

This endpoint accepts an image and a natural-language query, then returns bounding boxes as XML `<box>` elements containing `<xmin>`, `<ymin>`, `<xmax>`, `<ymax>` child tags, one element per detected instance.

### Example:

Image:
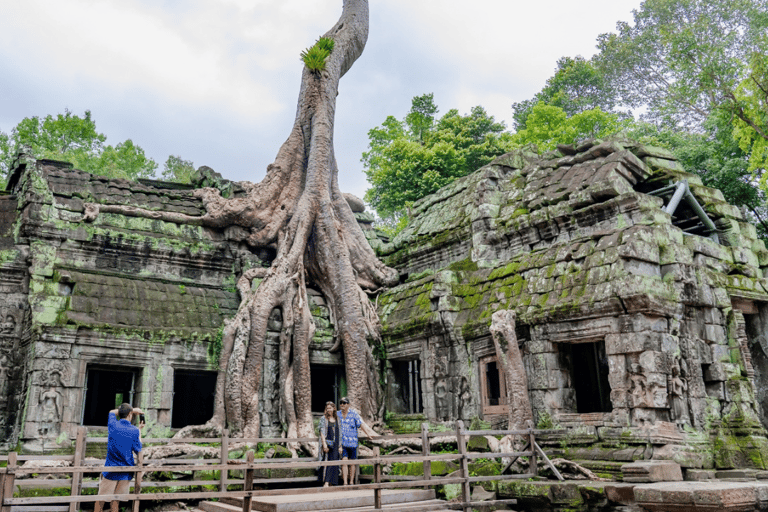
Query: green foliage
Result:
<box><xmin>208</xmin><ymin>324</ymin><xmax>225</xmax><ymax>369</ymax></box>
<box><xmin>732</xmin><ymin>53</ymin><xmax>768</xmax><ymax>177</ymax></box>
<box><xmin>0</xmin><ymin>109</ymin><xmax>158</xmax><ymax>181</ymax></box>
<box><xmin>596</xmin><ymin>0</ymin><xmax>768</xmax><ymax>128</ymax></box>
<box><xmin>513</xmin><ymin>56</ymin><xmax>620</xmax><ymax>131</ymax></box>
<box><xmin>510</xmin><ymin>102</ymin><xmax>624</xmax><ymax>151</ymax></box>
<box><xmin>161</xmin><ymin>155</ymin><xmax>196</xmax><ymax>184</ymax></box>
<box><xmin>363</xmin><ymin>94</ymin><xmax>515</xmax><ymax>224</ymax></box>
<box><xmin>301</xmin><ymin>37</ymin><xmax>335</xmax><ymax>72</ymax></box>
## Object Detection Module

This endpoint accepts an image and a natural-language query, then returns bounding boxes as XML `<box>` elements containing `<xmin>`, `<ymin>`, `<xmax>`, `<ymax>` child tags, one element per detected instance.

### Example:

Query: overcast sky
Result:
<box><xmin>0</xmin><ymin>0</ymin><xmax>642</xmax><ymax>200</ymax></box>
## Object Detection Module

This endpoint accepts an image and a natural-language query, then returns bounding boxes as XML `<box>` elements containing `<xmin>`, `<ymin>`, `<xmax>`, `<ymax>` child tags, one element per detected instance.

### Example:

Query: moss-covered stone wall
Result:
<box><xmin>377</xmin><ymin>139</ymin><xmax>768</xmax><ymax>469</ymax></box>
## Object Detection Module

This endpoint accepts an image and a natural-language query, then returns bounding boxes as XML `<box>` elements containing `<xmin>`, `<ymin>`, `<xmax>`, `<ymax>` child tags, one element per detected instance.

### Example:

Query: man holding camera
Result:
<box><xmin>94</xmin><ymin>403</ymin><xmax>144</xmax><ymax>512</ymax></box>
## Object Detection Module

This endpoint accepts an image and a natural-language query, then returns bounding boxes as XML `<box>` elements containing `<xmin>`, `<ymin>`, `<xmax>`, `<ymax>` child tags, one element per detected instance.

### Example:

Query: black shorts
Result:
<box><xmin>341</xmin><ymin>446</ymin><xmax>357</xmax><ymax>459</ymax></box>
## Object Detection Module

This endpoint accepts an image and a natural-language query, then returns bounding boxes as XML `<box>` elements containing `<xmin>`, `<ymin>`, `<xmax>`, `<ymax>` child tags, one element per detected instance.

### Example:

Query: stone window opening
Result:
<box><xmin>81</xmin><ymin>365</ymin><xmax>141</xmax><ymax>426</ymax></box>
<box><xmin>310</xmin><ymin>364</ymin><xmax>344</xmax><ymax>413</ymax></box>
<box><xmin>171</xmin><ymin>369</ymin><xmax>217</xmax><ymax>428</ymax></box>
<box><xmin>564</xmin><ymin>341</ymin><xmax>612</xmax><ymax>414</ymax></box>
<box><xmin>391</xmin><ymin>359</ymin><xmax>423</xmax><ymax>414</ymax></box>
<box><xmin>479</xmin><ymin>355</ymin><xmax>508</xmax><ymax>416</ymax></box>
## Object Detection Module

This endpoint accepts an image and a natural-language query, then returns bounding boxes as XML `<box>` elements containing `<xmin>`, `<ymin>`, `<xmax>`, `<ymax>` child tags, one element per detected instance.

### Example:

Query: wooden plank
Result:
<box><xmin>68</xmin><ymin>427</ymin><xmax>86</xmax><ymax>512</ymax></box>
<box><xmin>0</xmin><ymin>456</ymin><xmax>74</xmax><ymax>461</ymax></box>
<box><xmin>467</xmin><ymin>473</ymin><xmax>535</xmax><ymax>483</ymax></box>
<box><xmin>528</xmin><ymin>427</ymin><xmax>538</xmax><ymax>477</ymax></box>
<box><xmin>455</xmin><ymin>421</ymin><xmax>470</xmax><ymax>512</ymax></box>
<box><xmin>132</xmin><ymin>451</ymin><xmax>143</xmax><ymax>512</ymax></box>
<box><xmin>534</xmin><ymin>440</ymin><xmax>563</xmax><ymax>481</ymax></box>
<box><xmin>10</xmin><ymin>506</ymin><xmax>69</xmax><ymax>512</ymax></box>
<box><xmin>373</xmin><ymin>447</ymin><xmax>382</xmax><ymax>510</ymax></box>
<box><xmin>460</xmin><ymin>429</ymin><xmax>564</xmax><ymax>436</ymax></box>
<box><xmin>3</xmin><ymin>477</ymin><xmax>468</xmax><ymax>505</ymax></box>
<box><xmin>500</xmin><ymin>441</ymin><xmax>530</xmax><ymax>475</ymax></box>
<box><xmin>242</xmin><ymin>450</ymin><xmax>253</xmax><ymax>512</ymax></box>
<box><xmin>2</xmin><ymin>452</ymin><xmax>17</xmax><ymax>512</ymax></box>
<box><xmin>421</xmin><ymin>423</ymin><xmax>431</xmax><ymax>489</ymax></box>
<box><xmin>464</xmin><ymin>451</ymin><xmax>532</xmax><ymax>460</ymax></box>
<box><xmin>219</xmin><ymin>429</ymin><xmax>229</xmax><ymax>493</ymax></box>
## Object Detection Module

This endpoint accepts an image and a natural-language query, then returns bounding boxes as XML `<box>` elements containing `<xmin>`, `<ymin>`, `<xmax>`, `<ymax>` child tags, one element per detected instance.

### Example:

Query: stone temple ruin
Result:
<box><xmin>2</xmin><ymin>139</ymin><xmax>768</xmax><ymax>474</ymax></box>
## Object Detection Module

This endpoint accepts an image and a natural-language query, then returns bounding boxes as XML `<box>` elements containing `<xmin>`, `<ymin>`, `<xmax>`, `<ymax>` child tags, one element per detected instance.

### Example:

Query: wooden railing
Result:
<box><xmin>0</xmin><ymin>420</ymin><xmax>563</xmax><ymax>512</ymax></box>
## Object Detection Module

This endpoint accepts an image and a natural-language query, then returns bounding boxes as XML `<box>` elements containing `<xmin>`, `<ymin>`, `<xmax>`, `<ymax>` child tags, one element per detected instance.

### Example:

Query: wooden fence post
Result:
<box><xmin>455</xmin><ymin>421</ymin><xmax>470</xmax><ymax>512</ymax></box>
<box><xmin>421</xmin><ymin>422</ymin><xmax>431</xmax><ymax>489</ymax></box>
<box><xmin>132</xmin><ymin>451</ymin><xmax>143</xmax><ymax>512</ymax></box>
<box><xmin>69</xmin><ymin>427</ymin><xmax>87</xmax><ymax>512</ymax></box>
<box><xmin>528</xmin><ymin>426</ymin><xmax>538</xmax><ymax>477</ymax></box>
<box><xmin>242</xmin><ymin>450</ymin><xmax>254</xmax><ymax>512</ymax></box>
<box><xmin>373</xmin><ymin>447</ymin><xmax>382</xmax><ymax>510</ymax></box>
<box><xmin>1</xmin><ymin>452</ymin><xmax>17</xmax><ymax>512</ymax></box>
<box><xmin>219</xmin><ymin>429</ymin><xmax>229</xmax><ymax>493</ymax></box>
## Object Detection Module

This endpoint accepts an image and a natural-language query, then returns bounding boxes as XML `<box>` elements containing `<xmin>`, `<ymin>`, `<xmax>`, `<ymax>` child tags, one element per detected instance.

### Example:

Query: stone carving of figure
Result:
<box><xmin>0</xmin><ymin>352</ymin><xmax>10</xmax><ymax>397</ymax></box>
<box><xmin>434</xmin><ymin>374</ymin><xmax>450</xmax><ymax>421</ymax></box>
<box><xmin>630</xmin><ymin>363</ymin><xmax>650</xmax><ymax>408</ymax></box>
<box><xmin>668</xmin><ymin>359</ymin><xmax>689</xmax><ymax>426</ymax></box>
<box><xmin>1</xmin><ymin>315</ymin><xmax>15</xmax><ymax>335</ymax></box>
<box><xmin>457</xmin><ymin>377</ymin><xmax>471</xmax><ymax>420</ymax></box>
<box><xmin>38</xmin><ymin>371</ymin><xmax>63</xmax><ymax>438</ymax></box>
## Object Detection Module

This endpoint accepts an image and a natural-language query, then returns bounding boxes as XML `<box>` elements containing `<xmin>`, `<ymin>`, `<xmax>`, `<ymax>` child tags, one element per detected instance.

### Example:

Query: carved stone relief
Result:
<box><xmin>37</xmin><ymin>370</ymin><xmax>63</xmax><ymax>438</ymax></box>
<box><xmin>668</xmin><ymin>357</ymin><xmax>689</xmax><ymax>427</ymax></box>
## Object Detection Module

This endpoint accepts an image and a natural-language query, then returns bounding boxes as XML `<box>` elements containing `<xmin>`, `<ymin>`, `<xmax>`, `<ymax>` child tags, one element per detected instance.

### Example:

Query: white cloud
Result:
<box><xmin>0</xmin><ymin>0</ymin><xmax>644</xmax><ymax>199</ymax></box>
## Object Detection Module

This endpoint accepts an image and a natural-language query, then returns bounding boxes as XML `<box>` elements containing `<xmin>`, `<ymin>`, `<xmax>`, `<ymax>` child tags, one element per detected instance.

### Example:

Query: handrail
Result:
<box><xmin>0</xmin><ymin>420</ymin><xmax>562</xmax><ymax>512</ymax></box>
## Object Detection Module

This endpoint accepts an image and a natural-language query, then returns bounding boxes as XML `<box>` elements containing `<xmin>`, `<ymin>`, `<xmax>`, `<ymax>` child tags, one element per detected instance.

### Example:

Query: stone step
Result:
<box><xmin>207</xmin><ymin>488</ymin><xmax>438</xmax><ymax>512</ymax></box>
<box><xmin>197</xmin><ymin>501</ymin><xmax>452</xmax><ymax>512</ymax></box>
<box><xmin>198</xmin><ymin>501</ymin><xmax>247</xmax><ymax>512</ymax></box>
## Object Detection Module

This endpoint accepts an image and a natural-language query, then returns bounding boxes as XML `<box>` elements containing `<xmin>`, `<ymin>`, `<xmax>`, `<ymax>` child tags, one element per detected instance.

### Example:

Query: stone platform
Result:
<box><xmin>198</xmin><ymin>488</ymin><xmax>444</xmax><ymax>512</ymax></box>
<box><xmin>496</xmin><ymin>477</ymin><xmax>768</xmax><ymax>511</ymax></box>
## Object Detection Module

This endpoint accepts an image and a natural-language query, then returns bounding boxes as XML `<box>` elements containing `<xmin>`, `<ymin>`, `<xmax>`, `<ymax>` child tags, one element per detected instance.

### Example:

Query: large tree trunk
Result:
<box><xmin>83</xmin><ymin>0</ymin><xmax>398</xmax><ymax>448</ymax></box>
<box><xmin>489</xmin><ymin>310</ymin><xmax>534</xmax><ymax>432</ymax></box>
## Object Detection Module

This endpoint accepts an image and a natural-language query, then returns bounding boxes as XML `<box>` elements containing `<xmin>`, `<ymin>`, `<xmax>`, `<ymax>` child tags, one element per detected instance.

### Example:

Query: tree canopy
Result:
<box><xmin>0</xmin><ymin>109</ymin><xmax>196</xmax><ymax>187</ymax></box>
<box><xmin>363</xmin><ymin>94</ymin><xmax>514</xmax><ymax>224</ymax></box>
<box><xmin>512</xmin><ymin>56</ymin><xmax>620</xmax><ymax>131</ymax></box>
<box><xmin>596</xmin><ymin>0</ymin><xmax>768</xmax><ymax>128</ymax></box>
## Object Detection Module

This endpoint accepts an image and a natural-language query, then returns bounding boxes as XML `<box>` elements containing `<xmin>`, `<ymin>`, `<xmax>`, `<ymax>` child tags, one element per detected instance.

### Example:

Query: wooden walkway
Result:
<box><xmin>0</xmin><ymin>420</ymin><xmax>563</xmax><ymax>512</ymax></box>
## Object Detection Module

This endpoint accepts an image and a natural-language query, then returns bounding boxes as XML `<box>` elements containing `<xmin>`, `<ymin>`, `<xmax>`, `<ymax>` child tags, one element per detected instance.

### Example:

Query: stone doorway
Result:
<box><xmin>392</xmin><ymin>359</ymin><xmax>423</xmax><ymax>414</ymax></box>
<box><xmin>310</xmin><ymin>365</ymin><xmax>343</xmax><ymax>413</ymax></box>
<box><xmin>171</xmin><ymin>369</ymin><xmax>217</xmax><ymax>428</ymax></box>
<box><xmin>567</xmin><ymin>341</ymin><xmax>612</xmax><ymax>414</ymax></box>
<box><xmin>81</xmin><ymin>366</ymin><xmax>141</xmax><ymax>426</ymax></box>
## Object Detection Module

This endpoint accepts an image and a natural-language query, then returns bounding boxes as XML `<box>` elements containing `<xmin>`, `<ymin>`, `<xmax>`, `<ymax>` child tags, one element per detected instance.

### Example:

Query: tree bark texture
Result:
<box><xmin>489</xmin><ymin>310</ymin><xmax>534</xmax><ymax>432</ymax></box>
<box><xmin>83</xmin><ymin>0</ymin><xmax>397</xmax><ymax>448</ymax></box>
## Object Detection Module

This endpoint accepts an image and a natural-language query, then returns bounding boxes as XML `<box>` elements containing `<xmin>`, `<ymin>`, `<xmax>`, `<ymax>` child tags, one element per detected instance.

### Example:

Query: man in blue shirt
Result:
<box><xmin>337</xmin><ymin>397</ymin><xmax>362</xmax><ymax>485</ymax></box>
<box><xmin>94</xmin><ymin>403</ymin><xmax>144</xmax><ymax>512</ymax></box>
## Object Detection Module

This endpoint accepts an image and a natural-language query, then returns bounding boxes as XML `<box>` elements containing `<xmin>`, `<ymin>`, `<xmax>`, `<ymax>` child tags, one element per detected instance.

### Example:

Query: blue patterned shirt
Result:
<box><xmin>103</xmin><ymin>413</ymin><xmax>142</xmax><ymax>481</ymax></box>
<box><xmin>337</xmin><ymin>409</ymin><xmax>362</xmax><ymax>448</ymax></box>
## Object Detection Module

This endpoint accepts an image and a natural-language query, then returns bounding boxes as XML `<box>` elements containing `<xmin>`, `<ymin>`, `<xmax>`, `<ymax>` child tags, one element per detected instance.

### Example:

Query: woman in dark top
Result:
<box><xmin>319</xmin><ymin>401</ymin><xmax>340</xmax><ymax>486</ymax></box>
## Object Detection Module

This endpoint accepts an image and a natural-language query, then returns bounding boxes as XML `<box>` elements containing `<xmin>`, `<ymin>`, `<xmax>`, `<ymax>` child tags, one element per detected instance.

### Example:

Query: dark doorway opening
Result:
<box><xmin>392</xmin><ymin>360</ymin><xmax>423</xmax><ymax>414</ymax></box>
<box><xmin>569</xmin><ymin>341</ymin><xmax>612</xmax><ymax>413</ymax></box>
<box><xmin>310</xmin><ymin>365</ymin><xmax>343</xmax><ymax>413</ymax></box>
<box><xmin>82</xmin><ymin>366</ymin><xmax>140</xmax><ymax>426</ymax></box>
<box><xmin>172</xmin><ymin>370</ymin><xmax>217</xmax><ymax>428</ymax></box>
<box><xmin>484</xmin><ymin>360</ymin><xmax>502</xmax><ymax>406</ymax></box>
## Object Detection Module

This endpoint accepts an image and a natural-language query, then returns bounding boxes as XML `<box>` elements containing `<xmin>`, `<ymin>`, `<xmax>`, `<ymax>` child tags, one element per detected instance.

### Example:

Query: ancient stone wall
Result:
<box><xmin>0</xmin><ymin>157</ymin><xmax>356</xmax><ymax>450</ymax></box>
